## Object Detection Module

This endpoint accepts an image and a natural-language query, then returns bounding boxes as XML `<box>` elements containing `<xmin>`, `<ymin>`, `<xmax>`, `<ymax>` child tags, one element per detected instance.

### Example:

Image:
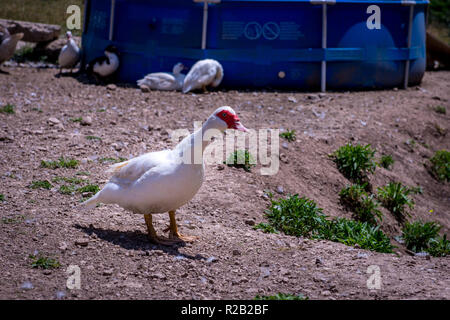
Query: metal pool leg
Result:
<box><xmin>109</xmin><ymin>0</ymin><xmax>116</xmax><ymax>41</ymax></box>
<box><xmin>194</xmin><ymin>0</ymin><xmax>221</xmax><ymax>50</ymax></box>
<box><xmin>321</xmin><ymin>3</ymin><xmax>327</xmax><ymax>92</ymax></box>
<box><xmin>404</xmin><ymin>2</ymin><xmax>415</xmax><ymax>89</ymax></box>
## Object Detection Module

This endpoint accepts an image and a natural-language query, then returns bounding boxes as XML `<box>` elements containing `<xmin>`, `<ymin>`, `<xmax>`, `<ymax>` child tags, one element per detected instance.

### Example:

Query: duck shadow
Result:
<box><xmin>74</xmin><ymin>224</ymin><xmax>207</xmax><ymax>261</ymax></box>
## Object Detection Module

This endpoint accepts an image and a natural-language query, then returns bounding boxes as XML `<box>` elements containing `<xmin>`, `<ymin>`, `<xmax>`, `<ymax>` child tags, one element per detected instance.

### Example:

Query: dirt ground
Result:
<box><xmin>0</xmin><ymin>66</ymin><xmax>449</xmax><ymax>300</ymax></box>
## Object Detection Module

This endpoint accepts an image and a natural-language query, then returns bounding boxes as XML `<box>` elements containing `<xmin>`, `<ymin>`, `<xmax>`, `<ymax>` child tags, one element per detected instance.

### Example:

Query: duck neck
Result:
<box><xmin>176</xmin><ymin>119</ymin><xmax>221</xmax><ymax>165</ymax></box>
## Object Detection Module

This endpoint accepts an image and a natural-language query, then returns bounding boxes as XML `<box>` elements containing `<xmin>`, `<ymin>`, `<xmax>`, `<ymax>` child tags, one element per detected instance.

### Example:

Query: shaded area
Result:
<box><xmin>74</xmin><ymin>224</ymin><xmax>207</xmax><ymax>261</ymax></box>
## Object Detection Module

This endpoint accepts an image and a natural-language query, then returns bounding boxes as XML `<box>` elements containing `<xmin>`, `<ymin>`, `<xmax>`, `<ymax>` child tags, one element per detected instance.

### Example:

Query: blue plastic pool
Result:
<box><xmin>81</xmin><ymin>0</ymin><xmax>428</xmax><ymax>91</ymax></box>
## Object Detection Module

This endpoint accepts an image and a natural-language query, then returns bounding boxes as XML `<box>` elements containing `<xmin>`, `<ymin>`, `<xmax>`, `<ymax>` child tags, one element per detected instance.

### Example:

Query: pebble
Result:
<box><xmin>276</xmin><ymin>186</ymin><xmax>284</xmax><ymax>194</ymax></box>
<box><xmin>244</xmin><ymin>219</ymin><xmax>255</xmax><ymax>226</ymax></box>
<box><xmin>279</xmin><ymin>153</ymin><xmax>289</xmax><ymax>164</ymax></box>
<box><xmin>232</xmin><ymin>249</ymin><xmax>241</xmax><ymax>256</ymax></box>
<box><xmin>140</xmin><ymin>85</ymin><xmax>150</xmax><ymax>93</ymax></box>
<box><xmin>103</xmin><ymin>269</ymin><xmax>114</xmax><ymax>276</ymax></box>
<box><xmin>21</xmin><ymin>281</ymin><xmax>34</xmax><ymax>290</ymax></box>
<box><xmin>81</xmin><ymin>116</ymin><xmax>92</xmax><ymax>126</ymax></box>
<box><xmin>75</xmin><ymin>238</ymin><xmax>89</xmax><ymax>247</ymax></box>
<box><xmin>321</xmin><ymin>290</ymin><xmax>331</xmax><ymax>296</ymax></box>
<box><xmin>152</xmin><ymin>272</ymin><xmax>167</xmax><ymax>280</ymax></box>
<box><xmin>206</xmin><ymin>256</ymin><xmax>218</xmax><ymax>264</ymax></box>
<box><xmin>47</xmin><ymin>117</ymin><xmax>60</xmax><ymax>125</ymax></box>
<box><xmin>315</xmin><ymin>258</ymin><xmax>323</xmax><ymax>266</ymax></box>
<box><xmin>59</xmin><ymin>242</ymin><xmax>68</xmax><ymax>252</ymax></box>
<box><xmin>55</xmin><ymin>291</ymin><xmax>66</xmax><ymax>299</ymax></box>
<box><xmin>107</xmin><ymin>84</ymin><xmax>117</xmax><ymax>91</ymax></box>
<box><xmin>217</xmin><ymin>164</ymin><xmax>225</xmax><ymax>171</ymax></box>
<box><xmin>288</xmin><ymin>96</ymin><xmax>297</xmax><ymax>103</ymax></box>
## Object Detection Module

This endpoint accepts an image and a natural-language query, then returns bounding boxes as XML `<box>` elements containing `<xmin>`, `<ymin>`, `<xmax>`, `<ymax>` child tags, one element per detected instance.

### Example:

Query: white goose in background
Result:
<box><xmin>86</xmin><ymin>45</ymin><xmax>119</xmax><ymax>82</ymax></box>
<box><xmin>137</xmin><ymin>62</ymin><xmax>186</xmax><ymax>91</ymax></box>
<box><xmin>58</xmin><ymin>31</ymin><xmax>80</xmax><ymax>74</ymax></box>
<box><xmin>0</xmin><ymin>26</ymin><xmax>23</xmax><ymax>73</ymax></box>
<box><xmin>182</xmin><ymin>59</ymin><xmax>224</xmax><ymax>93</ymax></box>
<box><xmin>84</xmin><ymin>106</ymin><xmax>248</xmax><ymax>244</ymax></box>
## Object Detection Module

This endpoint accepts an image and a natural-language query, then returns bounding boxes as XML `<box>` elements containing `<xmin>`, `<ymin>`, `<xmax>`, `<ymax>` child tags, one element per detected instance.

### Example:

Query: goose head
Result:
<box><xmin>206</xmin><ymin>106</ymin><xmax>248</xmax><ymax>132</ymax></box>
<box><xmin>66</xmin><ymin>31</ymin><xmax>73</xmax><ymax>40</ymax></box>
<box><xmin>172</xmin><ymin>62</ymin><xmax>185</xmax><ymax>74</ymax></box>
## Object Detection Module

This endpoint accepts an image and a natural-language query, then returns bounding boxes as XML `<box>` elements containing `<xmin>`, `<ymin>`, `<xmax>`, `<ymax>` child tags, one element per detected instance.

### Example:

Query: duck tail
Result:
<box><xmin>212</xmin><ymin>62</ymin><xmax>224</xmax><ymax>88</ymax></box>
<box><xmin>81</xmin><ymin>192</ymin><xmax>101</xmax><ymax>210</ymax></box>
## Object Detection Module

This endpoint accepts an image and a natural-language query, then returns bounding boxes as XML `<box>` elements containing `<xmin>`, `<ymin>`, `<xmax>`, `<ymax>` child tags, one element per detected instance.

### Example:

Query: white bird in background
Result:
<box><xmin>137</xmin><ymin>62</ymin><xmax>186</xmax><ymax>91</ymax></box>
<box><xmin>182</xmin><ymin>59</ymin><xmax>224</xmax><ymax>93</ymax></box>
<box><xmin>0</xmin><ymin>26</ymin><xmax>23</xmax><ymax>74</ymax></box>
<box><xmin>58</xmin><ymin>31</ymin><xmax>80</xmax><ymax>74</ymax></box>
<box><xmin>84</xmin><ymin>106</ymin><xmax>248</xmax><ymax>245</ymax></box>
<box><xmin>86</xmin><ymin>45</ymin><xmax>120</xmax><ymax>82</ymax></box>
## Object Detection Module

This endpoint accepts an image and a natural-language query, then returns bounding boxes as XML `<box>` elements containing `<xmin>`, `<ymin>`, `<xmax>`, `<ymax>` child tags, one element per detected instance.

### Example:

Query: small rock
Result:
<box><xmin>206</xmin><ymin>256</ymin><xmax>218</xmax><ymax>264</ymax></box>
<box><xmin>279</xmin><ymin>153</ymin><xmax>289</xmax><ymax>164</ymax></box>
<box><xmin>232</xmin><ymin>249</ymin><xmax>241</xmax><ymax>256</ymax></box>
<box><xmin>47</xmin><ymin>117</ymin><xmax>60</xmax><ymax>125</ymax></box>
<box><xmin>282</xmin><ymin>142</ymin><xmax>289</xmax><ymax>149</ymax></box>
<box><xmin>315</xmin><ymin>258</ymin><xmax>323</xmax><ymax>266</ymax></box>
<box><xmin>20</xmin><ymin>281</ymin><xmax>33</xmax><ymax>290</ymax></box>
<box><xmin>152</xmin><ymin>272</ymin><xmax>166</xmax><ymax>280</ymax></box>
<box><xmin>245</xmin><ymin>219</ymin><xmax>255</xmax><ymax>226</ymax></box>
<box><xmin>43</xmin><ymin>270</ymin><xmax>52</xmax><ymax>275</ymax></box>
<box><xmin>217</xmin><ymin>164</ymin><xmax>225</xmax><ymax>171</ymax></box>
<box><xmin>55</xmin><ymin>291</ymin><xmax>66</xmax><ymax>299</ymax></box>
<box><xmin>140</xmin><ymin>85</ymin><xmax>150</xmax><ymax>93</ymax></box>
<box><xmin>276</xmin><ymin>186</ymin><xmax>284</xmax><ymax>194</ymax></box>
<box><xmin>107</xmin><ymin>84</ymin><xmax>117</xmax><ymax>91</ymax></box>
<box><xmin>103</xmin><ymin>269</ymin><xmax>114</xmax><ymax>276</ymax></box>
<box><xmin>111</xmin><ymin>143</ymin><xmax>122</xmax><ymax>151</ymax></box>
<box><xmin>288</xmin><ymin>96</ymin><xmax>297</xmax><ymax>103</ymax></box>
<box><xmin>81</xmin><ymin>116</ymin><xmax>92</xmax><ymax>126</ymax></box>
<box><xmin>75</xmin><ymin>238</ymin><xmax>89</xmax><ymax>247</ymax></box>
<box><xmin>321</xmin><ymin>290</ymin><xmax>331</xmax><ymax>296</ymax></box>
<box><xmin>357</xmin><ymin>252</ymin><xmax>368</xmax><ymax>259</ymax></box>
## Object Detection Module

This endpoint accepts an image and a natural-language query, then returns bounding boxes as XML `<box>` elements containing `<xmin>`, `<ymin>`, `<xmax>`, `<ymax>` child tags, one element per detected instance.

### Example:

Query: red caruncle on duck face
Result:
<box><xmin>215</xmin><ymin>109</ymin><xmax>248</xmax><ymax>132</ymax></box>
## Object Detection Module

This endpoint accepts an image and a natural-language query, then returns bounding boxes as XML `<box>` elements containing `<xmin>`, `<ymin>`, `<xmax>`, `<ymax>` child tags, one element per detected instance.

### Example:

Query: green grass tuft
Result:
<box><xmin>255</xmin><ymin>293</ymin><xmax>308</xmax><ymax>300</ymax></box>
<box><xmin>402</xmin><ymin>220</ymin><xmax>449</xmax><ymax>257</ymax></box>
<box><xmin>262</xmin><ymin>194</ymin><xmax>393</xmax><ymax>253</ymax></box>
<box><xmin>29</xmin><ymin>254</ymin><xmax>61</xmax><ymax>269</ymax></box>
<box><xmin>332</xmin><ymin>143</ymin><xmax>376</xmax><ymax>183</ymax></box>
<box><xmin>77</xmin><ymin>184</ymin><xmax>100</xmax><ymax>196</ymax></box>
<box><xmin>253</xmin><ymin>222</ymin><xmax>279</xmax><ymax>234</ymax></box>
<box><xmin>41</xmin><ymin>157</ymin><xmax>79</xmax><ymax>169</ymax></box>
<box><xmin>280</xmin><ymin>130</ymin><xmax>296</xmax><ymax>142</ymax></box>
<box><xmin>429</xmin><ymin>150</ymin><xmax>450</xmax><ymax>182</ymax></box>
<box><xmin>0</xmin><ymin>104</ymin><xmax>15</xmax><ymax>114</ymax></box>
<box><xmin>377</xmin><ymin>182</ymin><xmax>414</xmax><ymax>220</ymax></box>
<box><xmin>2</xmin><ymin>215</ymin><xmax>25</xmax><ymax>224</ymax></box>
<box><xmin>0</xmin><ymin>194</ymin><xmax>4</xmax><ymax>202</ymax></box>
<box><xmin>225</xmin><ymin>150</ymin><xmax>256</xmax><ymax>172</ymax></box>
<box><xmin>379</xmin><ymin>154</ymin><xmax>394</xmax><ymax>170</ymax></box>
<box><xmin>339</xmin><ymin>184</ymin><xmax>382</xmax><ymax>225</ymax></box>
<box><xmin>86</xmin><ymin>135</ymin><xmax>102</xmax><ymax>141</ymax></box>
<box><xmin>29</xmin><ymin>180</ymin><xmax>52</xmax><ymax>190</ymax></box>
<box><xmin>99</xmin><ymin>157</ymin><xmax>127</xmax><ymax>164</ymax></box>
<box><xmin>434</xmin><ymin>105</ymin><xmax>446</xmax><ymax>114</ymax></box>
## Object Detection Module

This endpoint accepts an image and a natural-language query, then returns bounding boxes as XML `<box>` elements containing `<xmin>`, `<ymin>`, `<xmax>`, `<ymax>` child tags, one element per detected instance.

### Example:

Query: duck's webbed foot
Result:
<box><xmin>166</xmin><ymin>210</ymin><xmax>198</xmax><ymax>243</ymax></box>
<box><xmin>144</xmin><ymin>213</ymin><xmax>178</xmax><ymax>245</ymax></box>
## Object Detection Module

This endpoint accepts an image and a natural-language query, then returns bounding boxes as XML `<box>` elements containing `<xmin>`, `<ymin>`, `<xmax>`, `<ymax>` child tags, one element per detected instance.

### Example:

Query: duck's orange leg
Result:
<box><xmin>167</xmin><ymin>210</ymin><xmax>197</xmax><ymax>242</ymax></box>
<box><xmin>144</xmin><ymin>213</ymin><xmax>177</xmax><ymax>245</ymax></box>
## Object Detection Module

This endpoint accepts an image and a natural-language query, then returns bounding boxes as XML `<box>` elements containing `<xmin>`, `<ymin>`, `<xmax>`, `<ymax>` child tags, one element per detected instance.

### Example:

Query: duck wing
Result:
<box><xmin>107</xmin><ymin>150</ymin><xmax>172</xmax><ymax>185</ymax></box>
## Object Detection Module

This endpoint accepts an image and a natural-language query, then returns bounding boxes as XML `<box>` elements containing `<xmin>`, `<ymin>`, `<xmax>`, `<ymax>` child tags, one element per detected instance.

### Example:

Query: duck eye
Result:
<box><xmin>222</xmin><ymin>113</ymin><xmax>227</xmax><ymax>117</ymax></box>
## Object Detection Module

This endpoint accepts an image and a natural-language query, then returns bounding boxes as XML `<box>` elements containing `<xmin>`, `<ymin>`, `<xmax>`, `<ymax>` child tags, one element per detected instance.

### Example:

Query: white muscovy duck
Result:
<box><xmin>0</xmin><ymin>26</ymin><xmax>23</xmax><ymax>73</ymax></box>
<box><xmin>58</xmin><ymin>31</ymin><xmax>80</xmax><ymax>74</ymax></box>
<box><xmin>182</xmin><ymin>59</ymin><xmax>223</xmax><ymax>93</ymax></box>
<box><xmin>86</xmin><ymin>45</ymin><xmax>119</xmax><ymax>82</ymax></box>
<box><xmin>84</xmin><ymin>106</ymin><xmax>248</xmax><ymax>244</ymax></box>
<box><xmin>137</xmin><ymin>62</ymin><xmax>186</xmax><ymax>91</ymax></box>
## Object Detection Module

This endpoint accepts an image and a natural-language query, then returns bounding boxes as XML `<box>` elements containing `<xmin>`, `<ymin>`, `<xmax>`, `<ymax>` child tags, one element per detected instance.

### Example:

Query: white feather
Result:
<box><xmin>182</xmin><ymin>59</ymin><xmax>223</xmax><ymax>93</ymax></box>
